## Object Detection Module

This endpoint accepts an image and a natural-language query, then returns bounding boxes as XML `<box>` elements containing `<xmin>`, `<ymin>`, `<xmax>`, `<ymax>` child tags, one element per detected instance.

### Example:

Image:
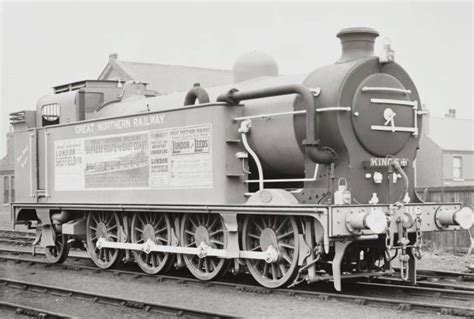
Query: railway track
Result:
<box><xmin>0</xmin><ymin>230</ymin><xmax>35</xmax><ymax>246</ymax></box>
<box><xmin>392</xmin><ymin>266</ymin><xmax>474</xmax><ymax>282</ymax></box>
<box><xmin>0</xmin><ymin>246</ymin><xmax>473</xmax><ymax>317</ymax></box>
<box><xmin>0</xmin><ymin>277</ymin><xmax>233</xmax><ymax>318</ymax></box>
<box><xmin>0</xmin><ymin>300</ymin><xmax>69</xmax><ymax>318</ymax></box>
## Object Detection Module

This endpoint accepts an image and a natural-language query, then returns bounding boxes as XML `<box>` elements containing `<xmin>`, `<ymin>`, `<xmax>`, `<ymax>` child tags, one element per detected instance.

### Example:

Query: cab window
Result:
<box><xmin>41</xmin><ymin>103</ymin><xmax>60</xmax><ymax>126</ymax></box>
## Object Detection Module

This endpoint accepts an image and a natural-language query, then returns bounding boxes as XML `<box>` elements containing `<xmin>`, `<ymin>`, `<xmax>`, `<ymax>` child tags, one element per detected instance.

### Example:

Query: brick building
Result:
<box><xmin>416</xmin><ymin>111</ymin><xmax>474</xmax><ymax>188</ymax></box>
<box><xmin>0</xmin><ymin>133</ymin><xmax>14</xmax><ymax>213</ymax></box>
<box><xmin>98</xmin><ymin>53</ymin><xmax>233</xmax><ymax>94</ymax></box>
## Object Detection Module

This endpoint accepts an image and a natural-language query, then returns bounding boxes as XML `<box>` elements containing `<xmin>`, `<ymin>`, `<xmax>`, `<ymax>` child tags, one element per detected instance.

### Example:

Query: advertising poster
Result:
<box><xmin>54</xmin><ymin>124</ymin><xmax>212</xmax><ymax>191</ymax></box>
<box><xmin>150</xmin><ymin>124</ymin><xmax>213</xmax><ymax>189</ymax></box>
<box><xmin>55</xmin><ymin>139</ymin><xmax>84</xmax><ymax>191</ymax></box>
<box><xmin>84</xmin><ymin>133</ymin><xmax>149</xmax><ymax>189</ymax></box>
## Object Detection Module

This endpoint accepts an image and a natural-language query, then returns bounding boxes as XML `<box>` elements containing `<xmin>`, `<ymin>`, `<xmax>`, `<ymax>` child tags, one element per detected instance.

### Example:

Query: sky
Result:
<box><xmin>0</xmin><ymin>0</ymin><xmax>473</xmax><ymax>157</ymax></box>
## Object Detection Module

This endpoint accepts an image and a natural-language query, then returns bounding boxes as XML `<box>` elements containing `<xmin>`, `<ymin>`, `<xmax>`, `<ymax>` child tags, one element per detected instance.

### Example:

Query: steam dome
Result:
<box><xmin>233</xmin><ymin>51</ymin><xmax>279</xmax><ymax>83</ymax></box>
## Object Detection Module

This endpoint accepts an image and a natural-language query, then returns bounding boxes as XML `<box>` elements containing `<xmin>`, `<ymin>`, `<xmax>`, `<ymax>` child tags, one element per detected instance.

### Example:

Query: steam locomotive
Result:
<box><xmin>9</xmin><ymin>27</ymin><xmax>473</xmax><ymax>291</ymax></box>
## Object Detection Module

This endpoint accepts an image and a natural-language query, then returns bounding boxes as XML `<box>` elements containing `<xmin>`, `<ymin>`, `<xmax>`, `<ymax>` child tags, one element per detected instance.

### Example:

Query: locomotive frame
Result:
<box><xmin>9</xmin><ymin>27</ymin><xmax>473</xmax><ymax>291</ymax></box>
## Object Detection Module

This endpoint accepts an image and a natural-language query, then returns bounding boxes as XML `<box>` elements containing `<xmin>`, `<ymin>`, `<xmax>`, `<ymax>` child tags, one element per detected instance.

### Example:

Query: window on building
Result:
<box><xmin>453</xmin><ymin>156</ymin><xmax>462</xmax><ymax>179</ymax></box>
<box><xmin>41</xmin><ymin>103</ymin><xmax>60</xmax><ymax>126</ymax></box>
<box><xmin>3</xmin><ymin>176</ymin><xmax>9</xmax><ymax>205</ymax></box>
<box><xmin>10</xmin><ymin>176</ymin><xmax>15</xmax><ymax>203</ymax></box>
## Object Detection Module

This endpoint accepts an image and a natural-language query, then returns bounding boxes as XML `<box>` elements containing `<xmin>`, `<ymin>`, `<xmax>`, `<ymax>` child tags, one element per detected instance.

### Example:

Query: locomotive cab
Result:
<box><xmin>36</xmin><ymin>80</ymin><xmax>157</xmax><ymax>128</ymax></box>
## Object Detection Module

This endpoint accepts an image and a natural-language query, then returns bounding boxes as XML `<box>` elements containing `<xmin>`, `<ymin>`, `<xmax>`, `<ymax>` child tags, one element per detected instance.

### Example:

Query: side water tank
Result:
<box><xmin>233</xmin><ymin>51</ymin><xmax>279</xmax><ymax>83</ymax></box>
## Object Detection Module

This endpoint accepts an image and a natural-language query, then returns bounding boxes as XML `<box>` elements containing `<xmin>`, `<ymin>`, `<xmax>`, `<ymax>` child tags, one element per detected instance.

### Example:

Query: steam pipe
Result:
<box><xmin>391</xmin><ymin>160</ymin><xmax>409</xmax><ymax>202</ymax></box>
<box><xmin>184</xmin><ymin>84</ymin><xmax>210</xmax><ymax>106</ymax></box>
<box><xmin>217</xmin><ymin>84</ymin><xmax>336</xmax><ymax>164</ymax></box>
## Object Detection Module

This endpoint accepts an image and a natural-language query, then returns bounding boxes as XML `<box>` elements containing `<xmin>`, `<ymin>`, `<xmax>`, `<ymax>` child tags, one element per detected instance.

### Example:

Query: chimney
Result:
<box><xmin>445</xmin><ymin>108</ymin><xmax>456</xmax><ymax>118</ymax></box>
<box><xmin>109</xmin><ymin>53</ymin><xmax>118</xmax><ymax>62</ymax></box>
<box><xmin>336</xmin><ymin>27</ymin><xmax>379</xmax><ymax>63</ymax></box>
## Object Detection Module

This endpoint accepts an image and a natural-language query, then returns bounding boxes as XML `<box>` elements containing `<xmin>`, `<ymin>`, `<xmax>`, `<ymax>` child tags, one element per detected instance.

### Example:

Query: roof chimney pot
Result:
<box><xmin>109</xmin><ymin>53</ymin><xmax>118</xmax><ymax>62</ymax></box>
<box><xmin>445</xmin><ymin>108</ymin><xmax>456</xmax><ymax>118</ymax></box>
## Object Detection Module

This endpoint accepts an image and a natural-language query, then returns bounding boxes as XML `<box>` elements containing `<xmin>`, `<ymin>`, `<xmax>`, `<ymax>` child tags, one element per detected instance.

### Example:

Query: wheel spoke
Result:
<box><xmin>207</xmin><ymin>216</ymin><xmax>219</xmax><ymax>230</ymax></box>
<box><xmin>210</xmin><ymin>258</ymin><xmax>217</xmax><ymax>270</ymax></box>
<box><xmin>279</xmin><ymin>263</ymin><xmax>287</xmax><ymax>276</ymax></box>
<box><xmin>106</xmin><ymin>213</ymin><xmax>114</xmax><ymax>225</ymax></box>
<box><xmin>204</xmin><ymin>258</ymin><xmax>210</xmax><ymax>273</ymax></box>
<box><xmin>199</xmin><ymin>214</ymin><xmax>206</xmax><ymax>226</ymax></box>
<box><xmin>156</xmin><ymin>235</ymin><xmax>168</xmax><ymax>243</ymax></box>
<box><xmin>155</xmin><ymin>226</ymin><xmax>168</xmax><ymax>234</ymax></box>
<box><xmin>252</xmin><ymin>219</ymin><xmax>264</xmax><ymax>232</ymax></box>
<box><xmin>145</xmin><ymin>213</ymin><xmax>152</xmax><ymax>225</ymax></box>
<box><xmin>262</xmin><ymin>216</ymin><xmax>268</xmax><ymax>228</ymax></box>
<box><xmin>250</xmin><ymin>245</ymin><xmax>261</xmax><ymax>251</ymax></box>
<box><xmin>186</xmin><ymin>241</ymin><xmax>196</xmax><ymax>247</ymax></box>
<box><xmin>277</xmin><ymin>231</ymin><xmax>294</xmax><ymax>240</ymax></box>
<box><xmin>209</xmin><ymin>229</ymin><xmax>223</xmax><ymax>237</ymax></box>
<box><xmin>275</xmin><ymin>216</ymin><xmax>289</xmax><ymax>234</ymax></box>
<box><xmin>185</xmin><ymin>230</ymin><xmax>195</xmax><ymax>236</ymax></box>
<box><xmin>281</xmin><ymin>252</ymin><xmax>292</xmax><ymax>264</ymax></box>
<box><xmin>279</xmin><ymin>243</ymin><xmax>295</xmax><ymax>250</ymax></box>
<box><xmin>148</xmin><ymin>214</ymin><xmax>156</xmax><ymax>226</ymax></box>
<box><xmin>138</xmin><ymin>215</ymin><xmax>146</xmax><ymax>226</ymax></box>
<box><xmin>247</xmin><ymin>233</ymin><xmax>260</xmax><ymax>240</ymax></box>
<box><xmin>263</xmin><ymin>263</ymin><xmax>269</xmax><ymax>277</ymax></box>
<box><xmin>155</xmin><ymin>215</ymin><xmax>164</xmax><ymax>228</ymax></box>
<box><xmin>271</xmin><ymin>263</ymin><xmax>278</xmax><ymax>279</ymax></box>
<box><xmin>90</xmin><ymin>226</ymin><xmax>97</xmax><ymax>231</ymax></box>
<box><xmin>210</xmin><ymin>239</ymin><xmax>224</xmax><ymax>247</ymax></box>
<box><xmin>271</xmin><ymin>216</ymin><xmax>278</xmax><ymax>229</ymax></box>
<box><xmin>92</xmin><ymin>214</ymin><xmax>100</xmax><ymax>225</ymax></box>
<box><xmin>107</xmin><ymin>225</ymin><xmax>118</xmax><ymax>232</ymax></box>
<box><xmin>189</xmin><ymin>216</ymin><xmax>198</xmax><ymax>229</ymax></box>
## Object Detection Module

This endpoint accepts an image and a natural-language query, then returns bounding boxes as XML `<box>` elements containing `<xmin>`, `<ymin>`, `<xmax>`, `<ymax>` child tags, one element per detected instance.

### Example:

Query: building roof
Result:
<box><xmin>0</xmin><ymin>133</ymin><xmax>14</xmax><ymax>173</ymax></box>
<box><xmin>426</xmin><ymin>116</ymin><xmax>474</xmax><ymax>151</ymax></box>
<box><xmin>98</xmin><ymin>54</ymin><xmax>233</xmax><ymax>95</ymax></box>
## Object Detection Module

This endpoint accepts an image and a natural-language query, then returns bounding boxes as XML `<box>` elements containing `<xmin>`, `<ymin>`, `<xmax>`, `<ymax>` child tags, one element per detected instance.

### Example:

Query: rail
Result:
<box><xmin>0</xmin><ymin>277</ymin><xmax>234</xmax><ymax>318</ymax></box>
<box><xmin>1</xmin><ymin>250</ymin><xmax>473</xmax><ymax>317</ymax></box>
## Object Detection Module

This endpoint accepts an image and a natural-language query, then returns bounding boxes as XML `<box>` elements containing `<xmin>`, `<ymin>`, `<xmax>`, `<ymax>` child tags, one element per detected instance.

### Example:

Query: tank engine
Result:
<box><xmin>10</xmin><ymin>27</ymin><xmax>473</xmax><ymax>291</ymax></box>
